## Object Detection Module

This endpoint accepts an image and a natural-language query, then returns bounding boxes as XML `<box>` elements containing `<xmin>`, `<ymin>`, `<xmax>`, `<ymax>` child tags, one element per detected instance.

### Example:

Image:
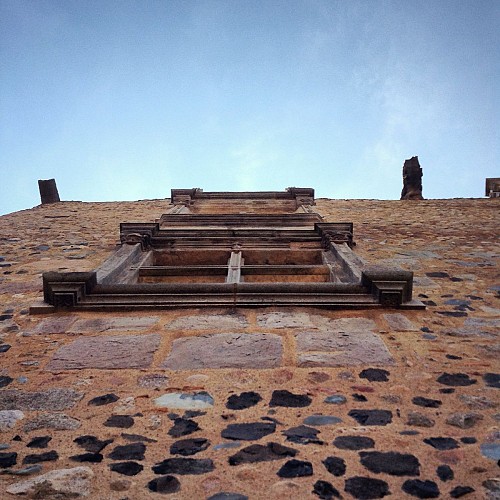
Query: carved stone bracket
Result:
<box><xmin>170</xmin><ymin>188</ymin><xmax>201</xmax><ymax>206</ymax></box>
<box><xmin>120</xmin><ymin>232</ymin><xmax>151</xmax><ymax>250</ymax></box>
<box><xmin>43</xmin><ymin>272</ymin><xmax>97</xmax><ymax>308</ymax></box>
<box><xmin>315</xmin><ymin>223</ymin><xmax>354</xmax><ymax>249</ymax></box>
<box><xmin>361</xmin><ymin>266</ymin><xmax>413</xmax><ymax>308</ymax></box>
<box><xmin>287</xmin><ymin>187</ymin><xmax>315</xmax><ymax>208</ymax></box>
<box><xmin>119</xmin><ymin>223</ymin><xmax>157</xmax><ymax>250</ymax></box>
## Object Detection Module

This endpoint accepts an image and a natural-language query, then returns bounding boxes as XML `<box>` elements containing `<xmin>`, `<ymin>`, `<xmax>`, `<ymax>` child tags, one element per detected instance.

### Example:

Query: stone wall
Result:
<box><xmin>0</xmin><ymin>198</ymin><xmax>498</xmax><ymax>499</ymax></box>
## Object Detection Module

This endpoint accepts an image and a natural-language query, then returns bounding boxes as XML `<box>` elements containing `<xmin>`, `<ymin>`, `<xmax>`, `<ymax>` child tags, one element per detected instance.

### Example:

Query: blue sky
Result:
<box><xmin>0</xmin><ymin>0</ymin><xmax>498</xmax><ymax>215</ymax></box>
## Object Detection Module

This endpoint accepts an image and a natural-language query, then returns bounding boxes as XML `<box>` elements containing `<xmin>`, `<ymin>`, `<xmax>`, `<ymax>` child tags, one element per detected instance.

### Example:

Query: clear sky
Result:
<box><xmin>0</xmin><ymin>0</ymin><xmax>498</xmax><ymax>215</ymax></box>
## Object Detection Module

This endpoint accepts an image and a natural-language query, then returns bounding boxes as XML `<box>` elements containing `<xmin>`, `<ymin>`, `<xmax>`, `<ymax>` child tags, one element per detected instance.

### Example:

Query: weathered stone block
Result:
<box><xmin>0</xmin><ymin>410</ymin><xmax>24</xmax><ymax>432</ymax></box>
<box><xmin>0</xmin><ymin>389</ymin><xmax>83</xmax><ymax>411</ymax></box>
<box><xmin>256</xmin><ymin>312</ymin><xmax>316</xmax><ymax>329</ymax></box>
<box><xmin>296</xmin><ymin>330</ymin><xmax>393</xmax><ymax>367</ymax></box>
<box><xmin>166</xmin><ymin>313</ymin><xmax>248</xmax><ymax>330</ymax></box>
<box><xmin>383</xmin><ymin>313</ymin><xmax>418</xmax><ymax>331</ymax></box>
<box><xmin>68</xmin><ymin>317</ymin><xmax>159</xmax><ymax>333</ymax></box>
<box><xmin>6</xmin><ymin>466</ymin><xmax>93</xmax><ymax>497</ymax></box>
<box><xmin>46</xmin><ymin>334</ymin><xmax>161</xmax><ymax>370</ymax></box>
<box><xmin>23</xmin><ymin>413</ymin><xmax>81</xmax><ymax>432</ymax></box>
<box><xmin>28</xmin><ymin>316</ymin><xmax>78</xmax><ymax>335</ymax></box>
<box><xmin>328</xmin><ymin>317</ymin><xmax>377</xmax><ymax>331</ymax></box>
<box><xmin>162</xmin><ymin>333</ymin><xmax>282</xmax><ymax>369</ymax></box>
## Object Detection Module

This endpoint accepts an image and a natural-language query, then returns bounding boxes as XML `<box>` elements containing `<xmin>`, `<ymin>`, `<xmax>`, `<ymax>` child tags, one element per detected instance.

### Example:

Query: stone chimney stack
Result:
<box><xmin>400</xmin><ymin>157</ymin><xmax>424</xmax><ymax>200</ymax></box>
<box><xmin>38</xmin><ymin>179</ymin><xmax>61</xmax><ymax>204</ymax></box>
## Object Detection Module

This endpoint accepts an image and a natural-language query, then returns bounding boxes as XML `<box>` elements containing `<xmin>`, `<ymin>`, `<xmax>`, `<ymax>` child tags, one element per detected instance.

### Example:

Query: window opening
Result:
<box><xmin>35</xmin><ymin>188</ymin><xmax>424</xmax><ymax>312</ymax></box>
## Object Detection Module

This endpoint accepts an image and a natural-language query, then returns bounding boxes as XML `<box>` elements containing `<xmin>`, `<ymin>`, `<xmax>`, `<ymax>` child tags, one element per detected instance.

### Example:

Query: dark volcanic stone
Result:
<box><xmin>412</xmin><ymin>396</ymin><xmax>442</xmax><ymax>408</ymax></box>
<box><xmin>73</xmin><ymin>435</ymin><xmax>113</xmax><ymax>453</ymax></box>
<box><xmin>208</xmin><ymin>495</ymin><xmax>248</xmax><ymax>500</ymax></box>
<box><xmin>439</xmin><ymin>388</ymin><xmax>455</xmax><ymax>394</ymax></box>
<box><xmin>423</xmin><ymin>333</ymin><xmax>437</xmax><ymax>340</ymax></box>
<box><xmin>228</xmin><ymin>442</ymin><xmax>297</xmax><ymax>465</ymax></box>
<box><xmin>207</xmin><ymin>494</ymin><xmax>248</xmax><ymax>500</ymax></box>
<box><xmin>22</xmin><ymin>450</ymin><xmax>59</xmax><ymax>464</ymax></box>
<box><xmin>402</xmin><ymin>479</ymin><xmax>440</xmax><ymax>498</ymax></box>
<box><xmin>333</xmin><ymin>436</ymin><xmax>375</xmax><ymax>450</ymax></box>
<box><xmin>359</xmin><ymin>368</ymin><xmax>390</xmax><ymax>382</ymax></box>
<box><xmin>121</xmin><ymin>433</ymin><xmax>157</xmax><ymax>443</ymax></box>
<box><xmin>450</xmin><ymin>486</ymin><xmax>475</xmax><ymax>498</ymax></box>
<box><xmin>0</xmin><ymin>452</ymin><xmax>17</xmax><ymax>468</ymax></box>
<box><xmin>147</xmin><ymin>475</ymin><xmax>181</xmax><ymax>494</ymax></box>
<box><xmin>269</xmin><ymin>390</ymin><xmax>311</xmax><ymax>408</ymax></box>
<box><xmin>109</xmin><ymin>461</ymin><xmax>143</xmax><ymax>476</ymax></box>
<box><xmin>437</xmin><ymin>373</ymin><xmax>476</xmax><ymax>386</ymax></box>
<box><xmin>108</xmin><ymin>442</ymin><xmax>146</xmax><ymax>461</ymax></box>
<box><xmin>283</xmin><ymin>425</ymin><xmax>323</xmax><ymax>445</ymax></box>
<box><xmin>170</xmin><ymin>438</ymin><xmax>210</xmax><ymax>456</ymax></box>
<box><xmin>103</xmin><ymin>415</ymin><xmax>134</xmax><ymax>428</ymax></box>
<box><xmin>359</xmin><ymin>451</ymin><xmax>420</xmax><ymax>476</ymax></box>
<box><xmin>426</xmin><ymin>272</ymin><xmax>449</xmax><ymax>278</ymax></box>
<box><xmin>313</xmin><ymin>479</ymin><xmax>341</xmax><ymax>499</ymax></box>
<box><xmin>460</xmin><ymin>437</ymin><xmax>477</xmax><ymax>444</ymax></box>
<box><xmin>221</xmin><ymin>422</ymin><xmax>275</xmax><ymax>441</ymax></box>
<box><xmin>436</xmin><ymin>464</ymin><xmax>454</xmax><ymax>481</ymax></box>
<box><xmin>0</xmin><ymin>376</ymin><xmax>13</xmax><ymax>388</ymax></box>
<box><xmin>484</xmin><ymin>373</ymin><xmax>500</xmax><ymax>388</ymax></box>
<box><xmin>436</xmin><ymin>311</ymin><xmax>468</xmax><ymax>317</ymax></box>
<box><xmin>226</xmin><ymin>391</ymin><xmax>262</xmax><ymax>410</ymax></box>
<box><xmin>323</xmin><ymin>456</ymin><xmax>346</xmax><ymax>476</ymax></box>
<box><xmin>344</xmin><ymin>476</ymin><xmax>390</xmax><ymax>499</ymax></box>
<box><xmin>69</xmin><ymin>452</ymin><xmax>103</xmax><ymax>463</ymax></box>
<box><xmin>277</xmin><ymin>459</ymin><xmax>313</xmax><ymax>478</ymax></box>
<box><xmin>0</xmin><ymin>344</ymin><xmax>11</xmax><ymax>353</ymax></box>
<box><xmin>348</xmin><ymin>409</ymin><xmax>392</xmax><ymax>426</ymax></box>
<box><xmin>88</xmin><ymin>393</ymin><xmax>119</xmax><ymax>406</ymax></box>
<box><xmin>152</xmin><ymin>457</ymin><xmax>215</xmax><ymax>475</ymax></box>
<box><xmin>303</xmin><ymin>415</ymin><xmax>342</xmax><ymax>426</ymax></box>
<box><xmin>466</xmin><ymin>295</ymin><xmax>483</xmax><ymax>300</ymax></box>
<box><xmin>168</xmin><ymin>418</ymin><xmax>200</xmax><ymax>437</ymax></box>
<box><xmin>353</xmin><ymin>394</ymin><xmax>368</xmax><ymax>402</ymax></box>
<box><xmin>424</xmin><ymin>437</ymin><xmax>459</xmax><ymax>450</ymax></box>
<box><xmin>184</xmin><ymin>410</ymin><xmax>206</xmax><ymax>418</ymax></box>
<box><xmin>27</xmin><ymin>436</ymin><xmax>51</xmax><ymax>448</ymax></box>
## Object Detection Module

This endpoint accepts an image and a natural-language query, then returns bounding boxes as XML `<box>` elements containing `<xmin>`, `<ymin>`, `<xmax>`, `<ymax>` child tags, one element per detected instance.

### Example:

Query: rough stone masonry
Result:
<box><xmin>0</xmin><ymin>196</ymin><xmax>499</xmax><ymax>499</ymax></box>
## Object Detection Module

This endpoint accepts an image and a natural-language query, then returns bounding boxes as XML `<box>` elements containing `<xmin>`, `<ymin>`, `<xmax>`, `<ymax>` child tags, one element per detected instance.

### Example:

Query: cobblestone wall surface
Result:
<box><xmin>0</xmin><ymin>198</ymin><xmax>498</xmax><ymax>499</ymax></box>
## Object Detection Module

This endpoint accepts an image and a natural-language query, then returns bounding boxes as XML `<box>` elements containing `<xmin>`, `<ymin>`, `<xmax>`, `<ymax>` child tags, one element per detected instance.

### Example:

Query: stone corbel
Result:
<box><xmin>361</xmin><ymin>266</ymin><xmax>414</xmax><ymax>307</ymax></box>
<box><xmin>120</xmin><ymin>232</ymin><xmax>151</xmax><ymax>250</ymax></box>
<box><xmin>119</xmin><ymin>223</ymin><xmax>157</xmax><ymax>250</ymax></box>
<box><xmin>42</xmin><ymin>272</ymin><xmax>97</xmax><ymax>308</ymax></box>
<box><xmin>296</xmin><ymin>196</ymin><xmax>315</xmax><ymax>207</ymax></box>
<box><xmin>316</xmin><ymin>223</ymin><xmax>354</xmax><ymax>249</ymax></box>
<box><xmin>170</xmin><ymin>188</ymin><xmax>201</xmax><ymax>206</ymax></box>
<box><xmin>288</xmin><ymin>187</ymin><xmax>315</xmax><ymax>209</ymax></box>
